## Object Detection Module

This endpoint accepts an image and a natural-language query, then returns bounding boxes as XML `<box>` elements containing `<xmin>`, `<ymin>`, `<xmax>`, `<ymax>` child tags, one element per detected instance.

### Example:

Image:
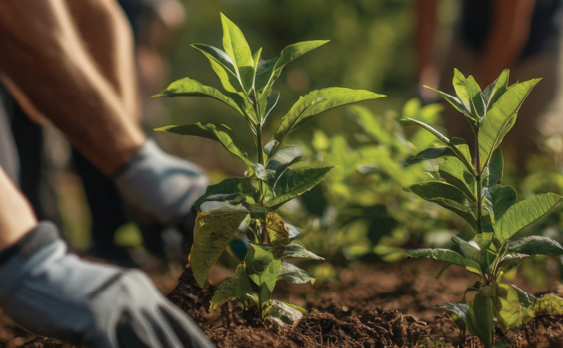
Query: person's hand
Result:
<box><xmin>0</xmin><ymin>221</ymin><xmax>214</xmax><ymax>348</ymax></box>
<box><xmin>113</xmin><ymin>139</ymin><xmax>209</xmax><ymax>255</ymax></box>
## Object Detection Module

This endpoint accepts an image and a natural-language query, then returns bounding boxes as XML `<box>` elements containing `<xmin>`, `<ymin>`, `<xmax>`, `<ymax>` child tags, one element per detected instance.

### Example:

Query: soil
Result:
<box><xmin>2</xmin><ymin>260</ymin><xmax>563</xmax><ymax>348</ymax></box>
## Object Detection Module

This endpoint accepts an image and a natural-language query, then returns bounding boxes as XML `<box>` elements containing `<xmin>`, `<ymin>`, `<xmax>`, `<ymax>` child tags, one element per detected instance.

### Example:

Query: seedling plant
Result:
<box><xmin>404</xmin><ymin>69</ymin><xmax>563</xmax><ymax>347</ymax></box>
<box><xmin>154</xmin><ymin>14</ymin><xmax>384</xmax><ymax>325</ymax></box>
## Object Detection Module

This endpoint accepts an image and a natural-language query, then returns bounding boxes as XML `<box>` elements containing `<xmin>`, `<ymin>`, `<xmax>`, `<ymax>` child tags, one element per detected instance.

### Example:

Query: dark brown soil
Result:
<box><xmin>2</xmin><ymin>260</ymin><xmax>563</xmax><ymax>347</ymax></box>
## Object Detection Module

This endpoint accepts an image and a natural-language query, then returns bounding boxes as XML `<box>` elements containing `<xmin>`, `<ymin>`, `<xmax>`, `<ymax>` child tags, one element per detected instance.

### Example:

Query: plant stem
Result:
<box><xmin>475</xmin><ymin>132</ymin><xmax>483</xmax><ymax>234</ymax></box>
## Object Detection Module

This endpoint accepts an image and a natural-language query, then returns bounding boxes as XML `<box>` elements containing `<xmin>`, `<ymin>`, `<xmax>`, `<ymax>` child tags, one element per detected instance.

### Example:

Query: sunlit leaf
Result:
<box><xmin>278</xmin><ymin>262</ymin><xmax>314</xmax><ymax>284</ymax></box>
<box><xmin>155</xmin><ymin>122</ymin><xmax>253</xmax><ymax>167</ymax></box>
<box><xmin>154</xmin><ymin>77</ymin><xmax>245</xmax><ymax>115</ymax></box>
<box><xmin>496</xmin><ymin>193</ymin><xmax>563</xmax><ymax>243</ymax></box>
<box><xmin>191</xmin><ymin>44</ymin><xmax>243</xmax><ymax>94</ymax></box>
<box><xmin>439</xmin><ymin>157</ymin><xmax>477</xmax><ymax>202</ymax></box>
<box><xmin>274</xmin><ymin>88</ymin><xmax>384</xmax><ymax>151</ymax></box>
<box><xmin>407</xmin><ymin>248</ymin><xmax>481</xmax><ymax>273</ymax></box>
<box><xmin>505</xmin><ymin>236</ymin><xmax>563</xmax><ymax>256</ymax></box>
<box><xmin>478</xmin><ymin>78</ymin><xmax>541</xmax><ymax>169</ymax></box>
<box><xmin>279</xmin><ymin>241</ymin><xmax>324</xmax><ymax>261</ymax></box>
<box><xmin>220</xmin><ymin>13</ymin><xmax>254</xmax><ymax>91</ymax></box>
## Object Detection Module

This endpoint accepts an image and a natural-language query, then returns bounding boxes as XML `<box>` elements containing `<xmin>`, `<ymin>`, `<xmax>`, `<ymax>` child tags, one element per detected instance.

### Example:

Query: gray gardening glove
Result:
<box><xmin>0</xmin><ymin>221</ymin><xmax>214</xmax><ymax>348</ymax></box>
<box><xmin>113</xmin><ymin>139</ymin><xmax>209</xmax><ymax>255</ymax></box>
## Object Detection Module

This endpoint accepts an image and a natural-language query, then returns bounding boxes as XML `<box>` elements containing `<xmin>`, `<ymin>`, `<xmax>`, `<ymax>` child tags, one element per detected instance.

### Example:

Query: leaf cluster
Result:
<box><xmin>155</xmin><ymin>14</ymin><xmax>384</xmax><ymax>324</ymax></box>
<box><xmin>405</xmin><ymin>70</ymin><xmax>563</xmax><ymax>347</ymax></box>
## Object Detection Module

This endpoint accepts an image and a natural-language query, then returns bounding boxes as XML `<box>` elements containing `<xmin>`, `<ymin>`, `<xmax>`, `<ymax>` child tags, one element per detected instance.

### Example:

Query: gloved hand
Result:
<box><xmin>0</xmin><ymin>221</ymin><xmax>214</xmax><ymax>348</ymax></box>
<box><xmin>113</xmin><ymin>139</ymin><xmax>209</xmax><ymax>256</ymax></box>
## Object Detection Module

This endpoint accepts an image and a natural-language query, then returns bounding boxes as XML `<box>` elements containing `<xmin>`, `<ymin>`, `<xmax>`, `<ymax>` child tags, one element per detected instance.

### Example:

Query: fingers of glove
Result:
<box><xmin>116</xmin><ymin>310</ymin><xmax>152</xmax><ymax>348</ymax></box>
<box><xmin>159</xmin><ymin>303</ymin><xmax>215</xmax><ymax>348</ymax></box>
<box><xmin>142</xmin><ymin>308</ymin><xmax>186</xmax><ymax>348</ymax></box>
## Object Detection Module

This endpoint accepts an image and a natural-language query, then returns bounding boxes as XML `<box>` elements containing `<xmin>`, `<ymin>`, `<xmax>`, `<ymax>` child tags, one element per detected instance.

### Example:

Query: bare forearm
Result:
<box><xmin>0</xmin><ymin>167</ymin><xmax>37</xmax><ymax>251</ymax></box>
<box><xmin>479</xmin><ymin>0</ymin><xmax>536</xmax><ymax>85</ymax></box>
<box><xmin>0</xmin><ymin>0</ymin><xmax>145</xmax><ymax>174</ymax></box>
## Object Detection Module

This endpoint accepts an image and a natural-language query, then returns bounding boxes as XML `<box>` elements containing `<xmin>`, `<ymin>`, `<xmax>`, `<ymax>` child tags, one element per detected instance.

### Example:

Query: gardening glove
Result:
<box><xmin>0</xmin><ymin>221</ymin><xmax>214</xmax><ymax>348</ymax></box>
<box><xmin>113</xmin><ymin>139</ymin><xmax>209</xmax><ymax>255</ymax></box>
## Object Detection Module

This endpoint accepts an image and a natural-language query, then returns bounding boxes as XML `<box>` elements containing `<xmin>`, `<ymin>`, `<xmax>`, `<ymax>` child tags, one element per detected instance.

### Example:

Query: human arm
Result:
<box><xmin>478</xmin><ymin>0</ymin><xmax>536</xmax><ymax>85</ymax></box>
<box><xmin>415</xmin><ymin>0</ymin><xmax>439</xmax><ymax>101</ymax></box>
<box><xmin>0</xmin><ymin>0</ymin><xmax>144</xmax><ymax>175</ymax></box>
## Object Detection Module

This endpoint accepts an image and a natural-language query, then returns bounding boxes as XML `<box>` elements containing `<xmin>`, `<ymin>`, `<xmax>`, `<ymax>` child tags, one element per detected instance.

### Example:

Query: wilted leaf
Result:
<box><xmin>263</xmin><ymin>300</ymin><xmax>305</xmax><ymax>326</ymax></box>
<box><xmin>191</xmin><ymin>206</ymin><xmax>250</xmax><ymax>287</ymax></box>
<box><xmin>265</xmin><ymin>213</ymin><xmax>291</xmax><ymax>246</ymax></box>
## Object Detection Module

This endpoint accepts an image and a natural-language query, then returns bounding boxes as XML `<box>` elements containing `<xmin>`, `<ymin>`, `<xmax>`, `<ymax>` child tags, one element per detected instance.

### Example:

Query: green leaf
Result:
<box><xmin>496</xmin><ymin>253</ymin><xmax>530</xmax><ymax>274</ymax></box>
<box><xmin>510</xmin><ymin>284</ymin><xmax>536</xmax><ymax>308</ymax></box>
<box><xmin>190</xmin><ymin>44</ymin><xmax>242</xmax><ymax>94</ymax></box>
<box><xmin>506</xmin><ymin>236</ymin><xmax>563</xmax><ymax>256</ymax></box>
<box><xmin>279</xmin><ymin>241</ymin><xmax>324</xmax><ymax>261</ymax></box>
<box><xmin>274</xmin><ymin>88</ymin><xmax>384</xmax><ymax>151</ymax></box>
<box><xmin>481</xmin><ymin>69</ymin><xmax>509</xmax><ymax>112</ymax></box>
<box><xmin>210</xmin><ymin>264</ymin><xmax>258</xmax><ymax>311</ymax></box>
<box><xmin>263</xmin><ymin>300</ymin><xmax>305</xmax><ymax>326</ymax></box>
<box><xmin>265</xmin><ymin>167</ymin><xmax>334</xmax><ymax>209</ymax></box>
<box><xmin>220</xmin><ymin>13</ymin><xmax>253</xmax><ymax>71</ymax></box>
<box><xmin>451</xmin><ymin>137</ymin><xmax>473</xmax><ymax>165</ymax></box>
<box><xmin>192</xmin><ymin>178</ymin><xmax>255</xmax><ymax>211</ymax></box>
<box><xmin>405</xmin><ymin>181</ymin><xmax>477</xmax><ymax>230</ymax></box>
<box><xmin>452</xmin><ymin>236</ymin><xmax>489</xmax><ymax>273</ymax></box>
<box><xmin>258</xmin><ymin>40</ymin><xmax>329</xmax><ymax>97</ymax></box>
<box><xmin>496</xmin><ymin>193</ymin><xmax>563</xmax><ymax>243</ymax></box>
<box><xmin>155</xmin><ymin>122</ymin><xmax>253</xmax><ymax>167</ymax></box>
<box><xmin>262</xmin><ymin>93</ymin><xmax>280</xmax><ymax>123</ymax></box>
<box><xmin>424</xmin><ymin>86</ymin><xmax>473</xmax><ymax>119</ymax></box>
<box><xmin>488</xmin><ymin>148</ymin><xmax>504</xmax><ymax>186</ymax></box>
<box><xmin>406</xmin><ymin>147</ymin><xmax>455</xmax><ymax>165</ymax></box>
<box><xmin>494</xmin><ymin>281</ymin><xmax>525</xmax><ymax>332</ymax></box>
<box><xmin>191</xmin><ymin>206</ymin><xmax>250</xmax><ymax>287</ymax></box>
<box><xmin>469</xmin><ymin>290</ymin><xmax>495</xmax><ymax>348</ymax></box>
<box><xmin>436</xmin><ymin>302</ymin><xmax>469</xmax><ymax>334</ymax></box>
<box><xmin>154</xmin><ymin>77</ymin><xmax>245</xmax><ymax>115</ymax></box>
<box><xmin>255</xmin><ymin>58</ymin><xmax>278</xmax><ymax>92</ymax></box>
<box><xmin>401</xmin><ymin>117</ymin><xmax>449</xmax><ymax>144</ymax></box>
<box><xmin>478</xmin><ymin>78</ymin><xmax>541</xmax><ymax>169</ymax></box>
<box><xmin>453</xmin><ymin>70</ymin><xmax>485</xmax><ymax>118</ymax></box>
<box><xmin>245</xmin><ymin>243</ymin><xmax>281</xmax><ymax>292</ymax></box>
<box><xmin>278</xmin><ymin>262</ymin><xmax>314</xmax><ymax>284</ymax></box>
<box><xmin>265</xmin><ymin>213</ymin><xmax>291</xmax><ymax>247</ymax></box>
<box><xmin>439</xmin><ymin>157</ymin><xmax>477</xmax><ymax>202</ymax></box>
<box><xmin>483</xmin><ymin>185</ymin><xmax>516</xmax><ymax>224</ymax></box>
<box><xmin>402</xmin><ymin>117</ymin><xmax>474</xmax><ymax>173</ymax></box>
<box><xmin>406</xmin><ymin>248</ymin><xmax>481</xmax><ymax>273</ymax></box>
<box><xmin>265</xmin><ymin>146</ymin><xmax>302</xmax><ymax>185</ymax></box>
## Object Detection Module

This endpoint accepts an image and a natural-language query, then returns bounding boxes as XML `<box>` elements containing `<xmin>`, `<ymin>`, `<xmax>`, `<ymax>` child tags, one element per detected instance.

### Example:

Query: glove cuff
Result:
<box><xmin>111</xmin><ymin>139</ymin><xmax>160</xmax><ymax>178</ymax></box>
<box><xmin>0</xmin><ymin>221</ymin><xmax>60</xmax><ymax>267</ymax></box>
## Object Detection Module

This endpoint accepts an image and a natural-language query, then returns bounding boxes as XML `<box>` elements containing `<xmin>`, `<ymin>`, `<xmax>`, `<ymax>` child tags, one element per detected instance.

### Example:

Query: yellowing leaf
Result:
<box><xmin>265</xmin><ymin>213</ymin><xmax>291</xmax><ymax>246</ymax></box>
<box><xmin>191</xmin><ymin>207</ymin><xmax>249</xmax><ymax>287</ymax></box>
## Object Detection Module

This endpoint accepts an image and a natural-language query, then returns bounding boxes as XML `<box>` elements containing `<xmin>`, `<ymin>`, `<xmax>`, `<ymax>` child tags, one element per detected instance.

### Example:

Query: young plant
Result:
<box><xmin>154</xmin><ymin>14</ymin><xmax>384</xmax><ymax>325</ymax></box>
<box><xmin>404</xmin><ymin>69</ymin><xmax>563</xmax><ymax>347</ymax></box>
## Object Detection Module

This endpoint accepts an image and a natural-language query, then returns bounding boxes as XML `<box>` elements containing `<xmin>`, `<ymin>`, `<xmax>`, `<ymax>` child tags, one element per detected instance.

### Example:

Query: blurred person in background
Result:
<box><xmin>0</xmin><ymin>0</ymin><xmax>213</xmax><ymax>346</ymax></box>
<box><xmin>417</xmin><ymin>0</ymin><xmax>563</xmax><ymax>173</ymax></box>
<box><xmin>1</xmin><ymin>0</ymin><xmax>189</xmax><ymax>267</ymax></box>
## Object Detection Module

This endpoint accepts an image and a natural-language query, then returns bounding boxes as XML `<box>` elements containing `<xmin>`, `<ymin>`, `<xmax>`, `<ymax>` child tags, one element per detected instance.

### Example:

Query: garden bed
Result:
<box><xmin>2</xmin><ymin>259</ymin><xmax>562</xmax><ymax>347</ymax></box>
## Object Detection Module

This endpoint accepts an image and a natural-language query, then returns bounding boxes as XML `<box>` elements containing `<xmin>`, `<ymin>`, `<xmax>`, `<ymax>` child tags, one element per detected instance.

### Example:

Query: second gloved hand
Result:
<box><xmin>113</xmin><ymin>139</ymin><xmax>209</xmax><ymax>230</ymax></box>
